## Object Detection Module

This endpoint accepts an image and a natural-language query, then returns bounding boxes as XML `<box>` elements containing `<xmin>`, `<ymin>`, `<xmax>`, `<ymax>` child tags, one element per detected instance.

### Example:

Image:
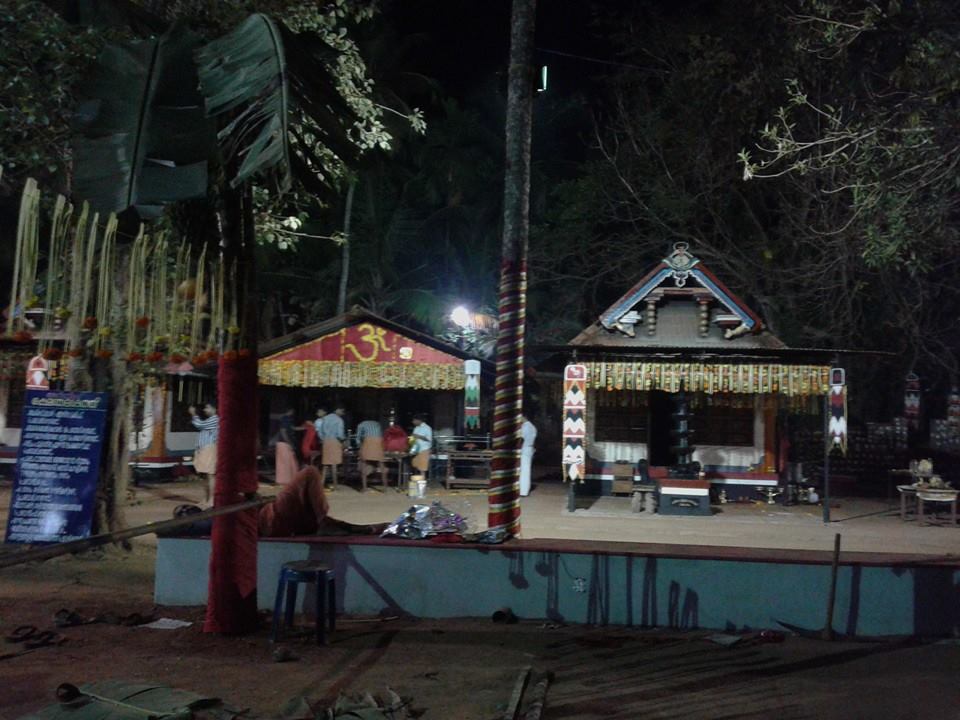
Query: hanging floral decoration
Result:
<box><xmin>258</xmin><ymin>360</ymin><xmax>465</xmax><ymax>390</ymax></box>
<box><xmin>583</xmin><ymin>361</ymin><xmax>831</xmax><ymax>397</ymax></box>
<box><xmin>1</xmin><ymin>179</ymin><xmax>242</xmax><ymax>384</ymax></box>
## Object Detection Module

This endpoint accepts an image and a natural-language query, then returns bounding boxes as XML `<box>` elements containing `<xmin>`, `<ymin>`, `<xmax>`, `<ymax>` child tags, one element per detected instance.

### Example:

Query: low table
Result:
<box><xmin>897</xmin><ymin>485</ymin><xmax>918</xmax><ymax>520</ymax></box>
<box><xmin>444</xmin><ymin>450</ymin><xmax>493</xmax><ymax>489</ymax></box>
<box><xmin>383</xmin><ymin>452</ymin><xmax>411</xmax><ymax>491</ymax></box>
<box><xmin>916</xmin><ymin>489</ymin><xmax>959</xmax><ymax>525</ymax></box>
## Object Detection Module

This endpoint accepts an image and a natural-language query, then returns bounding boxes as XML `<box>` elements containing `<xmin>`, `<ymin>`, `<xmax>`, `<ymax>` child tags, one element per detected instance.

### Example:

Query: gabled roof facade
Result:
<box><xmin>258</xmin><ymin>307</ymin><xmax>488</xmax><ymax>390</ymax></box>
<box><xmin>570</xmin><ymin>244</ymin><xmax>786</xmax><ymax>351</ymax></box>
<box><xmin>259</xmin><ymin>307</ymin><xmax>479</xmax><ymax>362</ymax></box>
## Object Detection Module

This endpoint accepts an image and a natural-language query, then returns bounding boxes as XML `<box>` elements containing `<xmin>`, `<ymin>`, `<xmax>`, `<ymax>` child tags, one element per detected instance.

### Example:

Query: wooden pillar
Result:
<box><xmin>762</xmin><ymin>396</ymin><xmax>777</xmax><ymax>473</ymax></box>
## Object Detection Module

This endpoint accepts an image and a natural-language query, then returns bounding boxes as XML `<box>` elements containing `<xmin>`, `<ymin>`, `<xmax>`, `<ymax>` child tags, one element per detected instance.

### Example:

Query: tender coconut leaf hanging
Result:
<box><xmin>73</xmin><ymin>24</ymin><xmax>211</xmax><ymax>218</ymax></box>
<box><xmin>195</xmin><ymin>13</ymin><xmax>291</xmax><ymax>192</ymax></box>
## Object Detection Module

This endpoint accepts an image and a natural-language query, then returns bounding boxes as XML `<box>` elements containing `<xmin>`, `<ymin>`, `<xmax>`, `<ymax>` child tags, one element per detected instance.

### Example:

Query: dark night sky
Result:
<box><xmin>381</xmin><ymin>0</ymin><xmax>617</xmax><ymax>101</ymax></box>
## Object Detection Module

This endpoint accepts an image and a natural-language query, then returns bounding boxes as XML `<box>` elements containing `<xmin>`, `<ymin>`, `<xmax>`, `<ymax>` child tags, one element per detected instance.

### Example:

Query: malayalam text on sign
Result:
<box><xmin>4</xmin><ymin>390</ymin><xmax>109</xmax><ymax>544</ymax></box>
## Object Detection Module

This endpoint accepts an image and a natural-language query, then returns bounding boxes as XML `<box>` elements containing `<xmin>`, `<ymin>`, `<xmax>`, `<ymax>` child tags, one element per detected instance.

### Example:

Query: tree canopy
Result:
<box><xmin>3</xmin><ymin>0</ymin><xmax>958</xmax><ymax>417</ymax></box>
<box><xmin>529</xmin><ymin>0</ymin><xmax>960</xmax><ymax>412</ymax></box>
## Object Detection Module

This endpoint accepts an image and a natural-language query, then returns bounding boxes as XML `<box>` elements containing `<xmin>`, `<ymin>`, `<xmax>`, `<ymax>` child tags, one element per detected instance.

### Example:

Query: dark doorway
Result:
<box><xmin>648</xmin><ymin>391</ymin><xmax>675</xmax><ymax>466</ymax></box>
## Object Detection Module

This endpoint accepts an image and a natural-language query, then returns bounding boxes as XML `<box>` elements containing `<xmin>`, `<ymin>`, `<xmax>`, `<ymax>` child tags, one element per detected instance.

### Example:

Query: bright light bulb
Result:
<box><xmin>450</xmin><ymin>305</ymin><xmax>472</xmax><ymax>328</ymax></box>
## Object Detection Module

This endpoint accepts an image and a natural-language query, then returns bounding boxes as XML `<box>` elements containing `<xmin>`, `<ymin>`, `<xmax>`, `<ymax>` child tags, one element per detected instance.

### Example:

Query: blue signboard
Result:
<box><xmin>4</xmin><ymin>390</ymin><xmax>109</xmax><ymax>544</ymax></box>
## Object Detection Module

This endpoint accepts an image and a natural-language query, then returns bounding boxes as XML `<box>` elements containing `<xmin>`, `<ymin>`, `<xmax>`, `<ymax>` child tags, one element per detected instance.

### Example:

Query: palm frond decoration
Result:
<box><xmin>73</xmin><ymin>23</ymin><xmax>210</xmax><ymax>217</ymax></box>
<box><xmin>7</xmin><ymin>178</ymin><xmax>41</xmax><ymax>335</ymax></box>
<box><xmin>195</xmin><ymin>13</ymin><xmax>291</xmax><ymax>192</ymax></box>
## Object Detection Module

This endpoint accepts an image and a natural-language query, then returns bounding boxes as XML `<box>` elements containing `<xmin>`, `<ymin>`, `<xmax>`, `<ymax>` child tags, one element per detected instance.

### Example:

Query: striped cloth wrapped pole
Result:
<box><xmin>488</xmin><ymin>0</ymin><xmax>536</xmax><ymax>536</ymax></box>
<box><xmin>489</xmin><ymin>260</ymin><xmax>526</xmax><ymax>534</ymax></box>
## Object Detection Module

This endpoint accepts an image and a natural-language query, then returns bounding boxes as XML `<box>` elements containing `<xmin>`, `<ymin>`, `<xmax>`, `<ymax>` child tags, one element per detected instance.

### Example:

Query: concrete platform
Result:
<box><xmin>156</xmin><ymin>478</ymin><xmax>960</xmax><ymax>637</ymax></box>
<box><xmin>324</xmin><ymin>479</ymin><xmax>960</xmax><ymax>556</ymax></box>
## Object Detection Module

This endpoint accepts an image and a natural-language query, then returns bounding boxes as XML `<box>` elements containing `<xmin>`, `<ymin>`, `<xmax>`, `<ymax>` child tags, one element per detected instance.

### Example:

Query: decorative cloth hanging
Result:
<box><xmin>562</xmin><ymin>364</ymin><xmax>587</xmax><ymax>483</ymax></box>
<box><xmin>947</xmin><ymin>386</ymin><xmax>960</xmax><ymax>433</ymax></box>
<box><xmin>25</xmin><ymin>355</ymin><xmax>49</xmax><ymax>390</ymax></box>
<box><xmin>258</xmin><ymin>360</ymin><xmax>464</xmax><ymax>390</ymax></box>
<box><xmin>828</xmin><ymin>367</ymin><xmax>847</xmax><ymax>455</ymax></box>
<box><xmin>904</xmin><ymin>372</ymin><xmax>921</xmax><ymax>429</ymax></box>
<box><xmin>463</xmin><ymin>359</ymin><xmax>481</xmax><ymax>430</ymax></box>
<box><xmin>582</xmin><ymin>361</ymin><xmax>830</xmax><ymax>397</ymax></box>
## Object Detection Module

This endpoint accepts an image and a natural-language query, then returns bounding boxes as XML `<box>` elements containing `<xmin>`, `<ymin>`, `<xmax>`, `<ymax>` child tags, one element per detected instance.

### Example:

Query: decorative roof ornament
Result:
<box><xmin>593</xmin><ymin>241</ymin><xmax>766</xmax><ymax>343</ymax></box>
<box><xmin>665</xmin><ymin>242</ymin><xmax>699</xmax><ymax>288</ymax></box>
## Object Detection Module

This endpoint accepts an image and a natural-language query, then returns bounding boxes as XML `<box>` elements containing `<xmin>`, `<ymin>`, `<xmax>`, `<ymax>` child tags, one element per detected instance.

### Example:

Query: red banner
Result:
<box><xmin>263</xmin><ymin>322</ymin><xmax>461</xmax><ymax>366</ymax></box>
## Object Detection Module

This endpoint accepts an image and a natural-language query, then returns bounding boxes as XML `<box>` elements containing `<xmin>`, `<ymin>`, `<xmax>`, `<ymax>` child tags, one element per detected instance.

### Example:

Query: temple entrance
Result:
<box><xmin>648</xmin><ymin>390</ymin><xmax>676</xmax><ymax>466</ymax></box>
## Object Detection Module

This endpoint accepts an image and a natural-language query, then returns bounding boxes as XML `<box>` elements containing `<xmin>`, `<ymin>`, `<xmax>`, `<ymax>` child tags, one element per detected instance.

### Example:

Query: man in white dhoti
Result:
<box><xmin>520</xmin><ymin>413</ymin><xmax>537</xmax><ymax>496</ymax></box>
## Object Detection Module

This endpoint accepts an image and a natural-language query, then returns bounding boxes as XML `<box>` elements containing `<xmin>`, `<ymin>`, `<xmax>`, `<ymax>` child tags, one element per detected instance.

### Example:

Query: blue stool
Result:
<box><xmin>271</xmin><ymin>560</ymin><xmax>336</xmax><ymax>645</ymax></box>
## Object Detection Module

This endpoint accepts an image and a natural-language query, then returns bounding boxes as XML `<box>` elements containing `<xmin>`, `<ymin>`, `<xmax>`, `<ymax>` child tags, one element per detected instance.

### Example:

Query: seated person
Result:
<box><xmin>171</xmin><ymin>466</ymin><xmax>388</xmax><ymax>538</ymax></box>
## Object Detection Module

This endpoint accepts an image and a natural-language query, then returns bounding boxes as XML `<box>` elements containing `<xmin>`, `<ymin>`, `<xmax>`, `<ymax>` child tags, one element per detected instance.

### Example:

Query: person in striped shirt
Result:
<box><xmin>189</xmin><ymin>401</ymin><xmax>219</xmax><ymax>505</ymax></box>
<box><xmin>319</xmin><ymin>405</ymin><xmax>346</xmax><ymax>489</ymax></box>
<box><xmin>356</xmin><ymin>419</ymin><xmax>387</xmax><ymax>490</ymax></box>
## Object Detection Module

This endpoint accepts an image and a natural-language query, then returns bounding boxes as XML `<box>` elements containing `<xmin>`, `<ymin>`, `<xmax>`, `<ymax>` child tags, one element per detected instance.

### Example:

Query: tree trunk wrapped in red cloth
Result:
<box><xmin>204</xmin><ymin>351</ymin><xmax>260</xmax><ymax>633</ymax></box>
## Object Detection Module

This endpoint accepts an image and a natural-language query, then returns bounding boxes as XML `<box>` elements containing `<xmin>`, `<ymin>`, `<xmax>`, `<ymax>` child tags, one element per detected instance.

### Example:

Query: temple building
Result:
<box><xmin>257</xmin><ymin>308</ymin><xmax>489</xmax><ymax>436</ymax></box>
<box><xmin>563</xmin><ymin>243</ymin><xmax>835</xmax><ymax>500</ymax></box>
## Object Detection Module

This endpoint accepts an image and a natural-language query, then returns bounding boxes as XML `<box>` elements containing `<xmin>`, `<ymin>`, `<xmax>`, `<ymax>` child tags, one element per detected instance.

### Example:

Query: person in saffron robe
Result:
<box><xmin>273</xmin><ymin>409</ymin><xmax>299</xmax><ymax>487</ymax></box>
<box><xmin>189</xmin><ymin>401</ymin><xmax>219</xmax><ymax>505</ymax></box>
<box><xmin>258</xmin><ymin>466</ymin><xmax>387</xmax><ymax>536</ymax></box>
<box><xmin>174</xmin><ymin>466</ymin><xmax>387</xmax><ymax>538</ymax></box>
<box><xmin>356</xmin><ymin>418</ymin><xmax>387</xmax><ymax>490</ymax></box>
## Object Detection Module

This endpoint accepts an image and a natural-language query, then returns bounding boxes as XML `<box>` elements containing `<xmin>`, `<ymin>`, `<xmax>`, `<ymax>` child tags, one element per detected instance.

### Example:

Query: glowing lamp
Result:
<box><xmin>450</xmin><ymin>305</ymin><xmax>472</xmax><ymax>329</ymax></box>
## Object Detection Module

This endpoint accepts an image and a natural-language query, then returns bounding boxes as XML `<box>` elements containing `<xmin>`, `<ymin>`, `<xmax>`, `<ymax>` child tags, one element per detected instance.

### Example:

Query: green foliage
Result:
<box><xmin>74</xmin><ymin>24</ymin><xmax>210</xmax><ymax>216</ymax></box>
<box><xmin>529</xmin><ymin>0</ymin><xmax>960</xmax><ymax>401</ymax></box>
<box><xmin>742</xmin><ymin>0</ymin><xmax>960</xmax><ymax>272</ymax></box>
<box><xmin>196</xmin><ymin>13</ymin><xmax>292</xmax><ymax>191</ymax></box>
<box><xmin>0</xmin><ymin>1</ymin><xmax>105</xmax><ymax>194</ymax></box>
<box><xmin>255</xmin><ymin>95</ymin><xmax>505</xmax><ymax>336</ymax></box>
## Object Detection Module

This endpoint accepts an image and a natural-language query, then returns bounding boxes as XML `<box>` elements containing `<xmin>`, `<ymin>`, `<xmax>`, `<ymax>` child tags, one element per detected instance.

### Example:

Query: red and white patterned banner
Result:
<box><xmin>904</xmin><ymin>372</ymin><xmax>921</xmax><ymax>429</ymax></box>
<box><xmin>562</xmin><ymin>363</ymin><xmax>587</xmax><ymax>483</ymax></box>
<box><xmin>828</xmin><ymin>367</ymin><xmax>847</xmax><ymax>455</ymax></box>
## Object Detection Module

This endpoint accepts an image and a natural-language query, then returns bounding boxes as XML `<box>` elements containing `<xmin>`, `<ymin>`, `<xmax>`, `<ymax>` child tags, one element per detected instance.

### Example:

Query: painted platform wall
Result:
<box><xmin>156</xmin><ymin>538</ymin><xmax>960</xmax><ymax>637</ymax></box>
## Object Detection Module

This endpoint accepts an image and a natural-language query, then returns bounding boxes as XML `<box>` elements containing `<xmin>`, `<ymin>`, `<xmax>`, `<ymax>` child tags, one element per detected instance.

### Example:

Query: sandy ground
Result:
<box><xmin>2</xmin><ymin>541</ymin><xmax>959</xmax><ymax>720</ymax></box>
<box><xmin>2</xmin><ymin>475</ymin><xmax>960</xmax><ymax>719</ymax></box>
<box><xmin>2</xmin><ymin>470</ymin><xmax>959</xmax><ymax>556</ymax></box>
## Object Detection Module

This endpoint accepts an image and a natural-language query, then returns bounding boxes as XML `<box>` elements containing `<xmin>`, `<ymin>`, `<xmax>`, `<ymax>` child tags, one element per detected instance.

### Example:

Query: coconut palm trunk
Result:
<box><xmin>488</xmin><ymin>0</ymin><xmax>536</xmax><ymax>536</ymax></box>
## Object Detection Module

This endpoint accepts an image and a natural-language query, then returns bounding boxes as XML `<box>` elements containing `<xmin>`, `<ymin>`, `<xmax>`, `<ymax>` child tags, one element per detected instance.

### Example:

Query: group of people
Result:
<box><xmin>274</xmin><ymin>407</ymin><xmax>434</xmax><ymax>491</ymax></box>
<box><xmin>190</xmin><ymin>400</ymin><xmax>538</xmax><ymax>508</ymax></box>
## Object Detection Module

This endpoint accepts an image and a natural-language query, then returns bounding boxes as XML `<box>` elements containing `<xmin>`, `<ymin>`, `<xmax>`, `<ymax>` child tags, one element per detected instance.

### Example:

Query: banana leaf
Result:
<box><xmin>195</xmin><ymin>13</ymin><xmax>291</xmax><ymax>192</ymax></box>
<box><xmin>196</xmin><ymin>14</ymin><xmax>363</xmax><ymax>197</ymax></box>
<box><xmin>73</xmin><ymin>24</ymin><xmax>211</xmax><ymax>218</ymax></box>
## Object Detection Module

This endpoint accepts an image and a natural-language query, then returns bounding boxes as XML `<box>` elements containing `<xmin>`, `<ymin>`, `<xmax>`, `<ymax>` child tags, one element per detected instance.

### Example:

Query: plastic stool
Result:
<box><xmin>271</xmin><ymin>560</ymin><xmax>336</xmax><ymax>645</ymax></box>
